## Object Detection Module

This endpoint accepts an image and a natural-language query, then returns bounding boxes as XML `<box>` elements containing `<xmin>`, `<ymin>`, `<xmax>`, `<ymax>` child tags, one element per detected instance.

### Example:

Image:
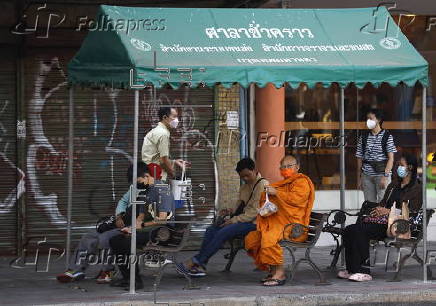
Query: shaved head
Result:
<box><xmin>279</xmin><ymin>155</ymin><xmax>300</xmax><ymax>173</ymax></box>
<box><xmin>280</xmin><ymin>155</ymin><xmax>298</xmax><ymax>166</ymax></box>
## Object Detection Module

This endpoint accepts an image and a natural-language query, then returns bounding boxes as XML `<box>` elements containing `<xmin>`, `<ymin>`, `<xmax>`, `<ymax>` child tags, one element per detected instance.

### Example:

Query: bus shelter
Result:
<box><xmin>68</xmin><ymin>5</ymin><xmax>429</xmax><ymax>293</ymax></box>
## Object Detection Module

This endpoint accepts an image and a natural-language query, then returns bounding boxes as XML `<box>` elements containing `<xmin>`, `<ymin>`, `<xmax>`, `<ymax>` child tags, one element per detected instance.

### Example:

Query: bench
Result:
<box><xmin>223</xmin><ymin>235</ymin><xmax>245</xmax><ymax>272</ymax></box>
<box><xmin>322</xmin><ymin>209</ymin><xmax>360</xmax><ymax>270</ymax></box>
<box><xmin>279</xmin><ymin>212</ymin><xmax>330</xmax><ymax>285</ymax></box>
<box><xmin>384</xmin><ymin>209</ymin><xmax>434</xmax><ymax>281</ymax></box>
<box><xmin>139</xmin><ymin>221</ymin><xmax>193</xmax><ymax>302</ymax></box>
<box><xmin>323</xmin><ymin>205</ymin><xmax>434</xmax><ymax>281</ymax></box>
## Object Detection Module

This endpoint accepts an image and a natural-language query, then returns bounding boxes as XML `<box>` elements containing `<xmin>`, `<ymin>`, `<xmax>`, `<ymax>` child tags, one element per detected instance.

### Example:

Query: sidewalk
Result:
<box><xmin>1</xmin><ymin>243</ymin><xmax>436</xmax><ymax>306</ymax></box>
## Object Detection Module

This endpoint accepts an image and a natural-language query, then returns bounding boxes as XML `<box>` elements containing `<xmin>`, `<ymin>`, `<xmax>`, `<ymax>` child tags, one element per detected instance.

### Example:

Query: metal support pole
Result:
<box><xmin>129</xmin><ymin>90</ymin><xmax>140</xmax><ymax>294</ymax></box>
<box><xmin>422</xmin><ymin>87</ymin><xmax>427</xmax><ymax>283</ymax></box>
<box><xmin>66</xmin><ymin>86</ymin><xmax>74</xmax><ymax>268</ymax></box>
<box><xmin>339</xmin><ymin>87</ymin><xmax>346</xmax><ymax>266</ymax></box>
<box><xmin>239</xmin><ymin>85</ymin><xmax>248</xmax><ymax>158</ymax></box>
<box><xmin>16</xmin><ymin>49</ymin><xmax>26</xmax><ymax>257</ymax></box>
<box><xmin>249</xmin><ymin>84</ymin><xmax>256</xmax><ymax>159</ymax></box>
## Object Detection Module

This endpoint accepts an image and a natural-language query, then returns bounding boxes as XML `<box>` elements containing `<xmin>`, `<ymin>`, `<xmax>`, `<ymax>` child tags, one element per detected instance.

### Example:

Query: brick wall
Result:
<box><xmin>216</xmin><ymin>85</ymin><xmax>241</xmax><ymax>210</ymax></box>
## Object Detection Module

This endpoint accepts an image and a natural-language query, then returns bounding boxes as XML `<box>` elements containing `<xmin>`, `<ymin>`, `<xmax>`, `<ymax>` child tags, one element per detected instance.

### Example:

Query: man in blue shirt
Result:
<box><xmin>56</xmin><ymin>162</ymin><xmax>174</xmax><ymax>284</ymax></box>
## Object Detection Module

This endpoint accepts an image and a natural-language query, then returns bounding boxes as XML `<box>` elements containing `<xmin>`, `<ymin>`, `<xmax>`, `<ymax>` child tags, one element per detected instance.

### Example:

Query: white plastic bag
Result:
<box><xmin>258</xmin><ymin>192</ymin><xmax>278</xmax><ymax>217</ymax></box>
<box><xmin>170</xmin><ymin>164</ymin><xmax>191</xmax><ymax>209</ymax></box>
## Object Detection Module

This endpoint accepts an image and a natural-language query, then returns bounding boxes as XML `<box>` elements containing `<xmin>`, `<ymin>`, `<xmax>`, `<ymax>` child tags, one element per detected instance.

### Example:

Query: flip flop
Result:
<box><xmin>263</xmin><ymin>278</ymin><xmax>286</xmax><ymax>286</ymax></box>
<box><xmin>260</xmin><ymin>274</ymin><xmax>273</xmax><ymax>283</ymax></box>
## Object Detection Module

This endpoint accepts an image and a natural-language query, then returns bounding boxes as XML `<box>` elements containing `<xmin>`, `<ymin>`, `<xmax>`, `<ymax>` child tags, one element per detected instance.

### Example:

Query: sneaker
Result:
<box><xmin>175</xmin><ymin>262</ymin><xmax>206</xmax><ymax>277</ymax></box>
<box><xmin>143</xmin><ymin>252</ymin><xmax>167</xmax><ymax>268</ymax></box>
<box><xmin>348</xmin><ymin>273</ymin><xmax>372</xmax><ymax>282</ymax></box>
<box><xmin>337</xmin><ymin>270</ymin><xmax>351</xmax><ymax>279</ymax></box>
<box><xmin>96</xmin><ymin>270</ymin><xmax>114</xmax><ymax>284</ymax></box>
<box><xmin>56</xmin><ymin>270</ymin><xmax>85</xmax><ymax>283</ymax></box>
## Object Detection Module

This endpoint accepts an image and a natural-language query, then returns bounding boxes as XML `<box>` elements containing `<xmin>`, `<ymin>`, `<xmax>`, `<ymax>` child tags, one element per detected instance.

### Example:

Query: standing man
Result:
<box><xmin>142</xmin><ymin>107</ymin><xmax>189</xmax><ymax>182</ymax></box>
<box><xmin>356</xmin><ymin>109</ymin><xmax>397</xmax><ymax>203</ymax></box>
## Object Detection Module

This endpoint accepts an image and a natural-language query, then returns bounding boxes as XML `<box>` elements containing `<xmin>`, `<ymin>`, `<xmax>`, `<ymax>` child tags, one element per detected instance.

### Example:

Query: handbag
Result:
<box><xmin>360</xmin><ymin>201</ymin><xmax>388</xmax><ymax>225</ymax></box>
<box><xmin>386</xmin><ymin>201</ymin><xmax>411</xmax><ymax>239</ymax></box>
<box><xmin>170</xmin><ymin>164</ymin><xmax>191</xmax><ymax>209</ymax></box>
<box><xmin>258</xmin><ymin>191</ymin><xmax>278</xmax><ymax>217</ymax></box>
<box><xmin>363</xmin><ymin>160</ymin><xmax>387</xmax><ymax>174</ymax></box>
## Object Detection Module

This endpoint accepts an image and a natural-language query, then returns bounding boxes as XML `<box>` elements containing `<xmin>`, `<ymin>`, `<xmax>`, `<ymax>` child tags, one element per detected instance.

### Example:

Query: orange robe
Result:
<box><xmin>245</xmin><ymin>173</ymin><xmax>315</xmax><ymax>271</ymax></box>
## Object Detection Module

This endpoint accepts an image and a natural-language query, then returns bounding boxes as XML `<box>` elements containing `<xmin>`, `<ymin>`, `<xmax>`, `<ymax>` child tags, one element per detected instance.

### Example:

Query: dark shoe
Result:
<box><xmin>263</xmin><ymin>278</ymin><xmax>286</xmax><ymax>286</ymax></box>
<box><xmin>123</xmin><ymin>278</ymin><xmax>144</xmax><ymax>290</ymax></box>
<box><xmin>110</xmin><ymin>278</ymin><xmax>129</xmax><ymax>287</ymax></box>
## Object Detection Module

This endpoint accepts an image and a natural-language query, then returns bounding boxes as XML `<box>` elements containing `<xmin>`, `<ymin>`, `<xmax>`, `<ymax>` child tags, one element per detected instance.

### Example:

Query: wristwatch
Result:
<box><xmin>383</xmin><ymin>172</ymin><xmax>390</xmax><ymax>177</ymax></box>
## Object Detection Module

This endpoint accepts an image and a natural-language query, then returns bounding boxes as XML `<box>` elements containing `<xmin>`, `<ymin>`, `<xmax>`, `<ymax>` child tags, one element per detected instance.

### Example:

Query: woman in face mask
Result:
<box><xmin>338</xmin><ymin>152</ymin><xmax>422</xmax><ymax>282</ymax></box>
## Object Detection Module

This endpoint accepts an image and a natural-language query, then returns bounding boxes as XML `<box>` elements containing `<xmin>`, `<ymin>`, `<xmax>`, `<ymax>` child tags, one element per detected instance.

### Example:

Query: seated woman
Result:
<box><xmin>338</xmin><ymin>152</ymin><xmax>422</xmax><ymax>282</ymax></box>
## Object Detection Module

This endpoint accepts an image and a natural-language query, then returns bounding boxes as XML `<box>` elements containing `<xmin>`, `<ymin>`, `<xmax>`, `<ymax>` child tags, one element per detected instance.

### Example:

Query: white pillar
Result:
<box><xmin>422</xmin><ymin>87</ymin><xmax>428</xmax><ymax>282</ymax></box>
<box><xmin>129</xmin><ymin>90</ymin><xmax>140</xmax><ymax>293</ymax></box>
<box><xmin>66</xmin><ymin>86</ymin><xmax>74</xmax><ymax>268</ymax></box>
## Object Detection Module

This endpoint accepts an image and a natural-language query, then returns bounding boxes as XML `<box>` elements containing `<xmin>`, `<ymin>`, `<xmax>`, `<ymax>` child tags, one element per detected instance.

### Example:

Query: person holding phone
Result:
<box><xmin>176</xmin><ymin>157</ymin><xmax>268</xmax><ymax>277</ymax></box>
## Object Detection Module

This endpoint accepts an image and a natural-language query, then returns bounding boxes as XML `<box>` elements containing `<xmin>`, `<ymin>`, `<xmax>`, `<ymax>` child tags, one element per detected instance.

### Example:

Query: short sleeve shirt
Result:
<box><xmin>141</xmin><ymin>122</ymin><xmax>171</xmax><ymax>180</ymax></box>
<box><xmin>355</xmin><ymin>130</ymin><xmax>397</xmax><ymax>176</ymax></box>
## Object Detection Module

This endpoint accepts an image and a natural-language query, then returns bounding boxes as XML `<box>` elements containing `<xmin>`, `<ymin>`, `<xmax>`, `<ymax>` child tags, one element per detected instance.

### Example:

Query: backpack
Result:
<box><xmin>361</xmin><ymin>129</ymin><xmax>391</xmax><ymax>158</ymax></box>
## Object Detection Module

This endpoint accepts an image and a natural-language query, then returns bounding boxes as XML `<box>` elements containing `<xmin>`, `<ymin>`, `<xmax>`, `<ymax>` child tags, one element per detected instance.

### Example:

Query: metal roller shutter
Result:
<box><xmin>141</xmin><ymin>87</ymin><xmax>217</xmax><ymax>247</ymax></box>
<box><xmin>0</xmin><ymin>49</ymin><xmax>18</xmax><ymax>254</ymax></box>
<box><xmin>24</xmin><ymin>49</ymin><xmax>216</xmax><ymax>250</ymax></box>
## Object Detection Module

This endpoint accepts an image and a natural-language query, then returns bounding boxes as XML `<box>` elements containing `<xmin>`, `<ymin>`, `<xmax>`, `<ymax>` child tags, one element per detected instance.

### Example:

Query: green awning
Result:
<box><xmin>68</xmin><ymin>5</ymin><xmax>428</xmax><ymax>89</ymax></box>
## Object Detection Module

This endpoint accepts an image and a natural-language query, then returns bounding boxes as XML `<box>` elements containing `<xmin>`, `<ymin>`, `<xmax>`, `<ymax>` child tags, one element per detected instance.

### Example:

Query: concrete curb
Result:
<box><xmin>46</xmin><ymin>290</ymin><xmax>436</xmax><ymax>306</ymax></box>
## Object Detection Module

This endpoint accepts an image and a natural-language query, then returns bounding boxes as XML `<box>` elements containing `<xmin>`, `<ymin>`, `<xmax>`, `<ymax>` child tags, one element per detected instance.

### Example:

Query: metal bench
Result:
<box><xmin>279</xmin><ymin>212</ymin><xmax>330</xmax><ymax>285</ymax></box>
<box><xmin>139</xmin><ymin>221</ymin><xmax>193</xmax><ymax>302</ymax></box>
<box><xmin>323</xmin><ymin>205</ymin><xmax>434</xmax><ymax>281</ymax></box>
<box><xmin>384</xmin><ymin>209</ymin><xmax>435</xmax><ymax>282</ymax></box>
<box><xmin>223</xmin><ymin>235</ymin><xmax>245</xmax><ymax>272</ymax></box>
<box><xmin>322</xmin><ymin>209</ymin><xmax>359</xmax><ymax>270</ymax></box>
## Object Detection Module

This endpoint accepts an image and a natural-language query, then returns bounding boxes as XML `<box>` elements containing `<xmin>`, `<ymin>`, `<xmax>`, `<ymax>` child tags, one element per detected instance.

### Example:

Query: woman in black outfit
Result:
<box><xmin>338</xmin><ymin>152</ymin><xmax>422</xmax><ymax>282</ymax></box>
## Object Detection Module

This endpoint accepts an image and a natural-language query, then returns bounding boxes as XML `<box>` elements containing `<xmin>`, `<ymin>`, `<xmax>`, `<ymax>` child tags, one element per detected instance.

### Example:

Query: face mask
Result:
<box><xmin>280</xmin><ymin>168</ymin><xmax>295</xmax><ymax>179</ymax></box>
<box><xmin>366</xmin><ymin>119</ymin><xmax>377</xmax><ymax>130</ymax></box>
<box><xmin>397</xmin><ymin>166</ymin><xmax>408</xmax><ymax>178</ymax></box>
<box><xmin>137</xmin><ymin>182</ymin><xmax>149</xmax><ymax>190</ymax></box>
<box><xmin>169</xmin><ymin>118</ymin><xmax>179</xmax><ymax>129</ymax></box>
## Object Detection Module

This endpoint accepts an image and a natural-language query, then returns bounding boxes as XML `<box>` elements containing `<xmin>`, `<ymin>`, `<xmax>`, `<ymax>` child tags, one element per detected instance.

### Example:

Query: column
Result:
<box><xmin>255</xmin><ymin>83</ymin><xmax>285</xmax><ymax>182</ymax></box>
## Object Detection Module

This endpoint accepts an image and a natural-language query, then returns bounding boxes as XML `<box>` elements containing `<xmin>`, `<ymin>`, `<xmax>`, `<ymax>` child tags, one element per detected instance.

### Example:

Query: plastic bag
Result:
<box><xmin>170</xmin><ymin>163</ymin><xmax>191</xmax><ymax>209</ymax></box>
<box><xmin>258</xmin><ymin>191</ymin><xmax>278</xmax><ymax>217</ymax></box>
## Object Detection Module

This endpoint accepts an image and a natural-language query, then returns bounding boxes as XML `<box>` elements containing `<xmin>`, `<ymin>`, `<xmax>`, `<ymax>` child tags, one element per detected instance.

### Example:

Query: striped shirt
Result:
<box><xmin>355</xmin><ymin>130</ymin><xmax>397</xmax><ymax>176</ymax></box>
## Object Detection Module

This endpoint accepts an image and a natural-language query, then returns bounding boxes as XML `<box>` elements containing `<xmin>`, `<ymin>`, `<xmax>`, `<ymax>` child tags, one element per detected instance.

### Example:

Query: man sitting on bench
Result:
<box><xmin>177</xmin><ymin>157</ymin><xmax>268</xmax><ymax>277</ymax></box>
<box><xmin>245</xmin><ymin>155</ymin><xmax>315</xmax><ymax>287</ymax></box>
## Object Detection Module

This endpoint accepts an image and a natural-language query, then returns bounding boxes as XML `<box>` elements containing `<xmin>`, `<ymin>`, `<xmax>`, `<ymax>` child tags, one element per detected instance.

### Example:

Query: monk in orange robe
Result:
<box><xmin>245</xmin><ymin>155</ymin><xmax>315</xmax><ymax>286</ymax></box>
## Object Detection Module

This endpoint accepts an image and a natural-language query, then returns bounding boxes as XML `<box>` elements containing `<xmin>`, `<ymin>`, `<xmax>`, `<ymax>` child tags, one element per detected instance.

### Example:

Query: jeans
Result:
<box><xmin>361</xmin><ymin>173</ymin><xmax>391</xmax><ymax>203</ymax></box>
<box><xmin>193</xmin><ymin>222</ymin><xmax>256</xmax><ymax>267</ymax></box>
<box><xmin>69</xmin><ymin>228</ymin><xmax>121</xmax><ymax>272</ymax></box>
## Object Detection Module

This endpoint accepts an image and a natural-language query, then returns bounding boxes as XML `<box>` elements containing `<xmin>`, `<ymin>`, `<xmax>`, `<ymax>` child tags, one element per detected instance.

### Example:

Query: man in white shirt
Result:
<box><xmin>141</xmin><ymin>107</ymin><xmax>189</xmax><ymax>181</ymax></box>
